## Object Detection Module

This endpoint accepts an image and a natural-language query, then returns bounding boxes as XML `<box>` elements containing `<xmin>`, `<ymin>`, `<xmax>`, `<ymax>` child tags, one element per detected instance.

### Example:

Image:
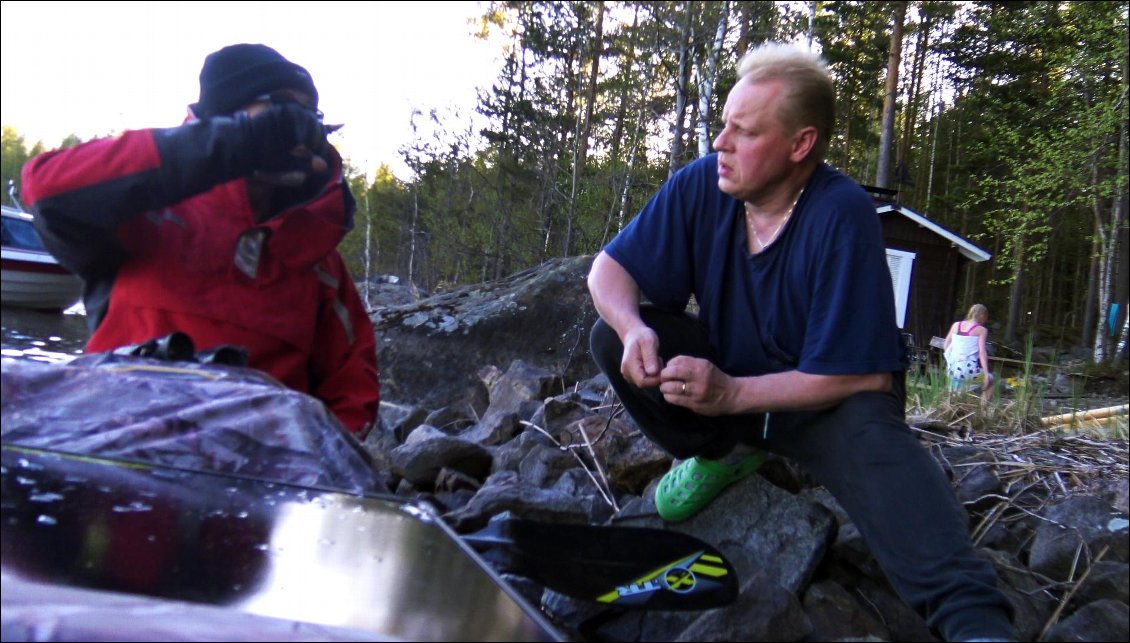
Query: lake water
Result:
<box><xmin>1</xmin><ymin>304</ymin><xmax>89</xmax><ymax>363</ymax></box>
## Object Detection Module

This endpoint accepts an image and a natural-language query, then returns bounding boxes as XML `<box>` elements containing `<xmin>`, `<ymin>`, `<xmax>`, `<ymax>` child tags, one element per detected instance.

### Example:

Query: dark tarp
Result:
<box><xmin>0</xmin><ymin>355</ymin><xmax>384</xmax><ymax>495</ymax></box>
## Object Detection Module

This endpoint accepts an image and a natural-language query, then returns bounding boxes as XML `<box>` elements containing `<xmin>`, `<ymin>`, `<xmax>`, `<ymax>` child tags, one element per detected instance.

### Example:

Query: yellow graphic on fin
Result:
<box><xmin>596</xmin><ymin>550</ymin><xmax>729</xmax><ymax>604</ymax></box>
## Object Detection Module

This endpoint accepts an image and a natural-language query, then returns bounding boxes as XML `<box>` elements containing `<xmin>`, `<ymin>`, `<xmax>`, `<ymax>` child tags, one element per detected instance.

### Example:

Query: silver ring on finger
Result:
<box><xmin>681</xmin><ymin>381</ymin><xmax>687</xmax><ymax>395</ymax></box>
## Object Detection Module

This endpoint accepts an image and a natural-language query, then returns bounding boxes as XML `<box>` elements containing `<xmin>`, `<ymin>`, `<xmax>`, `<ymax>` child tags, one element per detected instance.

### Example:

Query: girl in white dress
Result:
<box><xmin>944</xmin><ymin>304</ymin><xmax>994</xmax><ymax>403</ymax></box>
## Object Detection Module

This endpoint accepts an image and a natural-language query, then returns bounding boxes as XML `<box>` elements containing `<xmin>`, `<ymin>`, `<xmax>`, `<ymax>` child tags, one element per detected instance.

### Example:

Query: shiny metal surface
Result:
<box><xmin>1</xmin><ymin>446</ymin><xmax>561</xmax><ymax>641</ymax></box>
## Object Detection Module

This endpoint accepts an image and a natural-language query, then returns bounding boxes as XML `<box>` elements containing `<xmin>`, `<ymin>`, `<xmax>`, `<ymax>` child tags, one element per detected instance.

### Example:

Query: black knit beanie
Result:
<box><xmin>190</xmin><ymin>44</ymin><xmax>319</xmax><ymax>118</ymax></box>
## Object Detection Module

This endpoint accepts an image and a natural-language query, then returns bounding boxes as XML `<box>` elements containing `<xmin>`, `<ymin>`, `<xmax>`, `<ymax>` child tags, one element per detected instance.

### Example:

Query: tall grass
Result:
<box><xmin>908</xmin><ymin>339</ymin><xmax>1050</xmax><ymax>436</ymax></box>
<box><xmin>906</xmin><ymin>363</ymin><xmax>950</xmax><ymax>410</ymax></box>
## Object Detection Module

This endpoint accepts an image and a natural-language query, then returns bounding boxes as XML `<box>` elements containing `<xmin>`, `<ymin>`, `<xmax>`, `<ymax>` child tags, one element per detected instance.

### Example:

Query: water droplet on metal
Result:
<box><xmin>112</xmin><ymin>501</ymin><xmax>152</xmax><ymax>513</ymax></box>
<box><xmin>29</xmin><ymin>492</ymin><xmax>64</xmax><ymax>503</ymax></box>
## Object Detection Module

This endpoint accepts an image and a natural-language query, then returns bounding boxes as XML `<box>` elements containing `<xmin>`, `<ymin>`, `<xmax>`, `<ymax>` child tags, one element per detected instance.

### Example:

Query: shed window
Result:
<box><xmin>885</xmin><ymin>248</ymin><xmax>916</xmax><ymax>329</ymax></box>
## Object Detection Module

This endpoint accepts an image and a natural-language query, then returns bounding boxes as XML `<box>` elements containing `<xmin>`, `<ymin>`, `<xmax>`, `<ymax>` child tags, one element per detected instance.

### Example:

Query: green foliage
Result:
<box><xmin>2</xmin><ymin>127</ymin><xmax>83</xmax><ymax>208</ymax></box>
<box><xmin>2</xmin><ymin>127</ymin><xmax>41</xmax><ymax>207</ymax></box>
<box><xmin>329</xmin><ymin>1</ymin><xmax>1127</xmax><ymax>363</ymax></box>
<box><xmin>819</xmin><ymin>0</ymin><xmax>897</xmax><ymax>177</ymax></box>
<box><xmin>906</xmin><ymin>363</ymin><xmax>951</xmax><ymax>411</ymax></box>
<box><xmin>910</xmin><ymin>340</ymin><xmax>1070</xmax><ymax>437</ymax></box>
<box><xmin>4</xmin><ymin>3</ymin><xmax>1126</xmax><ymax>364</ymax></box>
<box><xmin>891</xmin><ymin>1</ymin><xmax>1129</xmax><ymax>349</ymax></box>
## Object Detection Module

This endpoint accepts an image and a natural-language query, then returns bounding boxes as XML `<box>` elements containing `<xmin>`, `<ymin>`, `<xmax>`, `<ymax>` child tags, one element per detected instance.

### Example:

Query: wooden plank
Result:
<box><xmin>1041</xmin><ymin>404</ymin><xmax>1129</xmax><ymax>426</ymax></box>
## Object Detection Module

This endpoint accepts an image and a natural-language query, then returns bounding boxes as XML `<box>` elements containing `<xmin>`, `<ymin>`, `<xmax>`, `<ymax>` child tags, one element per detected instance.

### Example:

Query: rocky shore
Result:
<box><xmin>364</xmin><ymin>256</ymin><xmax>1130</xmax><ymax>642</ymax></box>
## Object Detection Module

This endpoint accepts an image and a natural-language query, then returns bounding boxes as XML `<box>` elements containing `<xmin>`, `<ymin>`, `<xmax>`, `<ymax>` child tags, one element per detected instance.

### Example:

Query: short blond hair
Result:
<box><xmin>737</xmin><ymin>42</ymin><xmax>835</xmax><ymax>162</ymax></box>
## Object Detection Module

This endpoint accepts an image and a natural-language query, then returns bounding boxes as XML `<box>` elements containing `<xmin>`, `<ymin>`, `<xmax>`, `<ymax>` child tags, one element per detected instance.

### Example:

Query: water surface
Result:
<box><xmin>1</xmin><ymin>304</ymin><xmax>88</xmax><ymax>363</ymax></box>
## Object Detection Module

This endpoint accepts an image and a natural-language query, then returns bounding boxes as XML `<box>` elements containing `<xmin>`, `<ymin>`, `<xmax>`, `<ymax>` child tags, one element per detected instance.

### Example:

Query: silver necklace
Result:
<box><xmin>747</xmin><ymin>188</ymin><xmax>803</xmax><ymax>251</ymax></box>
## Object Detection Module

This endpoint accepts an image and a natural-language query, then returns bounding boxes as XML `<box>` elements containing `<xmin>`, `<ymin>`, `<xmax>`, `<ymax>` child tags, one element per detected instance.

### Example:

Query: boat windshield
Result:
<box><xmin>2</xmin><ymin>215</ymin><xmax>48</xmax><ymax>252</ymax></box>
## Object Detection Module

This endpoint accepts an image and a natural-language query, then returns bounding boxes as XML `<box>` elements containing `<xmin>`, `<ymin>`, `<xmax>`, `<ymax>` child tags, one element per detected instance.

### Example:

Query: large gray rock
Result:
<box><xmin>803</xmin><ymin>579</ymin><xmax>891</xmax><ymax>641</ymax></box>
<box><xmin>982</xmin><ymin>548</ymin><xmax>1057</xmax><ymax>642</ymax></box>
<box><xmin>1028</xmin><ymin>495</ymin><xmax>1129</xmax><ymax>582</ymax></box>
<box><xmin>372</xmin><ymin>255</ymin><xmax>599</xmax><ymax>409</ymax></box>
<box><xmin>613</xmin><ymin>475</ymin><xmax>836</xmax><ymax>589</ymax></box>
<box><xmin>1042</xmin><ymin>599</ymin><xmax>1129</xmax><ymax>642</ymax></box>
<box><xmin>666</xmin><ymin>474</ymin><xmax>836</xmax><ymax>594</ymax></box>
<box><xmin>387</xmin><ymin>435</ymin><xmax>493</xmax><ymax>487</ymax></box>
<box><xmin>557</xmin><ymin>414</ymin><xmax>671</xmax><ymax>497</ymax></box>
<box><xmin>676</xmin><ymin>573</ymin><xmax>812</xmax><ymax>642</ymax></box>
<box><xmin>1072</xmin><ymin>561</ymin><xmax>1130</xmax><ymax>607</ymax></box>
<box><xmin>443</xmin><ymin>470</ymin><xmax>593</xmax><ymax>531</ymax></box>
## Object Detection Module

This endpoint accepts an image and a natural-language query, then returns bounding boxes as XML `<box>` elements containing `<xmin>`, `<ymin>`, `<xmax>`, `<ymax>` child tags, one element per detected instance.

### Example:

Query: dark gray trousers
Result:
<box><xmin>590</xmin><ymin>308</ymin><xmax>1015</xmax><ymax>641</ymax></box>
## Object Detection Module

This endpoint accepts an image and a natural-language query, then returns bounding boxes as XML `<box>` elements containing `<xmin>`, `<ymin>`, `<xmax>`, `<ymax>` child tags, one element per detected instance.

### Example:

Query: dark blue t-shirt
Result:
<box><xmin>605</xmin><ymin>154</ymin><xmax>904</xmax><ymax>378</ymax></box>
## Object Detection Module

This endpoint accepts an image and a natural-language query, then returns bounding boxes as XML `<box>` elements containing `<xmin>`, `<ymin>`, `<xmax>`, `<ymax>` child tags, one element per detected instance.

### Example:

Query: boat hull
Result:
<box><xmin>2</xmin><ymin>206</ymin><xmax>83</xmax><ymax>311</ymax></box>
<box><xmin>1</xmin><ymin>251</ymin><xmax>83</xmax><ymax>310</ymax></box>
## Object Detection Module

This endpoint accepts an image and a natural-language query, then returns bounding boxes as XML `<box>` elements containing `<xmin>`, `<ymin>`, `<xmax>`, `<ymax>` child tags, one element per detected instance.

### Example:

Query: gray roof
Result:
<box><xmin>877</xmin><ymin>203</ymin><xmax>991</xmax><ymax>263</ymax></box>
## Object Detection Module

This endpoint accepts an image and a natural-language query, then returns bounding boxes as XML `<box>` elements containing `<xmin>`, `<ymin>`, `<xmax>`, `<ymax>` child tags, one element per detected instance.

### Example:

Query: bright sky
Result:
<box><xmin>1</xmin><ymin>1</ymin><xmax>505</xmax><ymax>181</ymax></box>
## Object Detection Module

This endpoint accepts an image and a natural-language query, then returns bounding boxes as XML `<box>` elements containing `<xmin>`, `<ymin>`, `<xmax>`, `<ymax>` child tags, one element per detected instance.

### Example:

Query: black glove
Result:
<box><xmin>236</xmin><ymin>102</ymin><xmax>328</xmax><ymax>175</ymax></box>
<box><xmin>151</xmin><ymin>103</ymin><xmax>331</xmax><ymax>205</ymax></box>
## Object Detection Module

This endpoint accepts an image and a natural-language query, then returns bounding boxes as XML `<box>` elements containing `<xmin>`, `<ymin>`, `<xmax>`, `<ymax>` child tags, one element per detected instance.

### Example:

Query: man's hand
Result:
<box><xmin>659</xmin><ymin>355</ymin><xmax>736</xmax><ymax>416</ymax></box>
<box><xmin>239</xmin><ymin>102</ymin><xmax>328</xmax><ymax>184</ymax></box>
<box><xmin>620</xmin><ymin>325</ymin><xmax>663</xmax><ymax>388</ymax></box>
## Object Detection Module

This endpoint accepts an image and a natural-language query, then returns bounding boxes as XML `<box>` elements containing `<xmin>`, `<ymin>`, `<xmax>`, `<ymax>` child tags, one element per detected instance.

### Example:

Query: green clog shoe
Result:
<box><xmin>655</xmin><ymin>451</ymin><xmax>766</xmax><ymax>523</ymax></box>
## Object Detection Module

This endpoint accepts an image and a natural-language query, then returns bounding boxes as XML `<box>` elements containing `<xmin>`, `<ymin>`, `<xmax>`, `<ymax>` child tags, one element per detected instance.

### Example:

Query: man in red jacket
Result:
<box><xmin>21</xmin><ymin>43</ymin><xmax>379</xmax><ymax>438</ymax></box>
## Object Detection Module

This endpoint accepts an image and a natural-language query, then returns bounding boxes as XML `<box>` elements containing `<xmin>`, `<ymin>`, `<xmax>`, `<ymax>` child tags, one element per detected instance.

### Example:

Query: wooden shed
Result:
<box><xmin>865</xmin><ymin>187</ymin><xmax>992</xmax><ymax>353</ymax></box>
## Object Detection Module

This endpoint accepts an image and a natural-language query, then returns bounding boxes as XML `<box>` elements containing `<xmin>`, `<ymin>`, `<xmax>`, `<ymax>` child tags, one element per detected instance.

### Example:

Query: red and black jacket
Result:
<box><xmin>21</xmin><ymin>119</ymin><xmax>379</xmax><ymax>437</ymax></box>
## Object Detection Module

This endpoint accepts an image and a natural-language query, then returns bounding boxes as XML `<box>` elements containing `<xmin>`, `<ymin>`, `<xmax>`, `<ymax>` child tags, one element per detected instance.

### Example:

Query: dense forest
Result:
<box><xmin>3</xmin><ymin>1</ymin><xmax>1127</xmax><ymax>364</ymax></box>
